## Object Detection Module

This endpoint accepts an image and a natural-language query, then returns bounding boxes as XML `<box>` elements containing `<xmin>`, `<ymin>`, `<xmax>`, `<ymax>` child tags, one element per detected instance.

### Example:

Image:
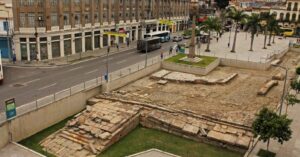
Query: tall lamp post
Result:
<box><xmin>0</xmin><ymin>10</ymin><xmax>11</xmax><ymax>61</ymax></box>
<box><xmin>272</xmin><ymin>64</ymin><xmax>288</xmax><ymax>115</ymax></box>
<box><xmin>34</xmin><ymin>16</ymin><xmax>43</xmax><ymax>61</ymax></box>
<box><xmin>141</xmin><ymin>20</ymin><xmax>148</xmax><ymax>67</ymax></box>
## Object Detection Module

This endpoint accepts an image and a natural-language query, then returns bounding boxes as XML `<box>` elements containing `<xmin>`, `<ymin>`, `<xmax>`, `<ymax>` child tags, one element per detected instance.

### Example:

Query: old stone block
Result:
<box><xmin>207</xmin><ymin>130</ymin><xmax>237</xmax><ymax>144</ymax></box>
<box><xmin>183</xmin><ymin>124</ymin><xmax>199</xmax><ymax>135</ymax></box>
<box><xmin>99</xmin><ymin>132</ymin><xmax>111</xmax><ymax>140</ymax></box>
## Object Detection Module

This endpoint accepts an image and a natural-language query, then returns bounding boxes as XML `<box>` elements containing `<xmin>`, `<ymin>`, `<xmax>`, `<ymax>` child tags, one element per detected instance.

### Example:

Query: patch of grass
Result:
<box><xmin>257</xmin><ymin>149</ymin><xmax>276</xmax><ymax>157</ymax></box>
<box><xmin>165</xmin><ymin>53</ymin><xmax>217</xmax><ymax>67</ymax></box>
<box><xmin>99</xmin><ymin>126</ymin><xmax>243</xmax><ymax>157</ymax></box>
<box><xmin>19</xmin><ymin>116</ymin><xmax>73</xmax><ymax>157</ymax></box>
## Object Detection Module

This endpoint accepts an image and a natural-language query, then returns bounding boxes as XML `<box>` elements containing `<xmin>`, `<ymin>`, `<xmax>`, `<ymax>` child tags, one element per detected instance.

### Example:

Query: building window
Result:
<box><xmin>19</xmin><ymin>0</ymin><xmax>27</xmax><ymax>6</ymax></box>
<box><xmin>27</xmin><ymin>0</ymin><xmax>34</xmax><ymax>6</ymax></box>
<box><xmin>51</xmin><ymin>13</ymin><xmax>58</xmax><ymax>26</ymax></box>
<box><xmin>50</xmin><ymin>0</ymin><xmax>58</xmax><ymax>6</ymax></box>
<box><xmin>64</xmin><ymin>13</ymin><xmax>70</xmax><ymax>25</ymax></box>
<box><xmin>37</xmin><ymin>0</ymin><xmax>44</xmax><ymax>7</ymax></box>
<box><xmin>74</xmin><ymin>0</ymin><xmax>80</xmax><ymax>6</ymax></box>
<box><xmin>75</xmin><ymin>13</ymin><xmax>81</xmax><ymax>25</ymax></box>
<box><xmin>28</xmin><ymin>13</ymin><xmax>35</xmax><ymax>27</ymax></box>
<box><xmin>19</xmin><ymin>13</ymin><xmax>26</xmax><ymax>27</ymax></box>
<box><xmin>63</xmin><ymin>0</ymin><xmax>70</xmax><ymax>5</ymax></box>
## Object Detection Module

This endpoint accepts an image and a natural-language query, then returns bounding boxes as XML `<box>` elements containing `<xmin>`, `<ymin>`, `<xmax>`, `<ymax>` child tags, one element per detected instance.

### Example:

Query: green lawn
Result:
<box><xmin>19</xmin><ymin>116</ymin><xmax>73</xmax><ymax>157</ymax></box>
<box><xmin>99</xmin><ymin>126</ymin><xmax>243</xmax><ymax>157</ymax></box>
<box><xmin>165</xmin><ymin>53</ymin><xmax>217</xmax><ymax>67</ymax></box>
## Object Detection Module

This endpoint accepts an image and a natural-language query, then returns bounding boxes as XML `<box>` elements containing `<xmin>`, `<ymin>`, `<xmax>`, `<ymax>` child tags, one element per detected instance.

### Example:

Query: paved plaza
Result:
<box><xmin>191</xmin><ymin>32</ymin><xmax>290</xmax><ymax>63</ymax></box>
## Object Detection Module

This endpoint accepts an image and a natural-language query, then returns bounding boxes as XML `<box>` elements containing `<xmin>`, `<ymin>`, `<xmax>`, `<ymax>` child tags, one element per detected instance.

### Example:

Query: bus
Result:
<box><xmin>0</xmin><ymin>51</ymin><xmax>3</xmax><ymax>84</ymax></box>
<box><xmin>137</xmin><ymin>37</ymin><xmax>162</xmax><ymax>52</ymax></box>
<box><xmin>144</xmin><ymin>31</ymin><xmax>171</xmax><ymax>42</ymax></box>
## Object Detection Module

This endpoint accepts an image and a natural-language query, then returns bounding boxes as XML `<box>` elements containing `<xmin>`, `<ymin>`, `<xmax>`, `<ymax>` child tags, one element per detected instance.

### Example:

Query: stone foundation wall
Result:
<box><xmin>162</xmin><ymin>58</ymin><xmax>220</xmax><ymax>76</ymax></box>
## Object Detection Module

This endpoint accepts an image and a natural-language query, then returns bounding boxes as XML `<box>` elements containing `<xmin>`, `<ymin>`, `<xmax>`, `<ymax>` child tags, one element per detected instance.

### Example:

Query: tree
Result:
<box><xmin>296</xmin><ymin>67</ymin><xmax>300</xmax><ymax>75</ymax></box>
<box><xmin>202</xmin><ymin>17</ymin><xmax>222</xmax><ymax>52</ymax></box>
<box><xmin>244</xmin><ymin>13</ymin><xmax>261</xmax><ymax>51</ymax></box>
<box><xmin>285</xmin><ymin>94</ymin><xmax>300</xmax><ymax>114</ymax></box>
<box><xmin>260</xmin><ymin>12</ymin><xmax>274</xmax><ymax>49</ymax></box>
<box><xmin>267</xmin><ymin>16</ymin><xmax>279</xmax><ymax>46</ymax></box>
<box><xmin>215</xmin><ymin>0</ymin><xmax>229</xmax><ymax>9</ymax></box>
<box><xmin>252</xmin><ymin>108</ymin><xmax>292</xmax><ymax>151</ymax></box>
<box><xmin>291</xmin><ymin>80</ymin><xmax>300</xmax><ymax>93</ymax></box>
<box><xmin>226</xmin><ymin>7</ymin><xmax>248</xmax><ymax>53</ymax></box>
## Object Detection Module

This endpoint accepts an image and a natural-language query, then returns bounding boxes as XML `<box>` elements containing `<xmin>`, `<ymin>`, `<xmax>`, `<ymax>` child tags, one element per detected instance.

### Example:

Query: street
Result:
<box><xmin>0</xmin><ymin>40</ymin><xmax>184</xmax><ymax>111</ymax></box>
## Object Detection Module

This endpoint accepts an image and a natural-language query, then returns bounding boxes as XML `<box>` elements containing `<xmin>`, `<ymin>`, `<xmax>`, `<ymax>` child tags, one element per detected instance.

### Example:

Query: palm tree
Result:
<box><xmin>260</xmin><ymin>12</ymin><xmax>274</xmax><ymax>49</ymax></box>
<box><xmin>202</xmin><ymin>17</ymin><xmax>222</xmax><ymax>52</ymax></box>
<box><xmin>226</xmin><ymin>7</ymin><xmax>247</xmax><ymax>53</ymax></box>
<box><xmin>267</xmin><ymin>16</ymin><xmax>279</xmax><ymax>46</ymax></box>
<box><xmin>244</xmin><ymin>13</ymin><xmax>261</xmax><ymax>51</ymax></box>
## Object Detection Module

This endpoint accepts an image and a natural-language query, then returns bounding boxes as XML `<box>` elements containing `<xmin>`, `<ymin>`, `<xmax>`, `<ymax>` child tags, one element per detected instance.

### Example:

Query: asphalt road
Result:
<box><xmin>0</xmin><ymin>40</ymin><xmax>186</xmax><ymax>111</ymax></box>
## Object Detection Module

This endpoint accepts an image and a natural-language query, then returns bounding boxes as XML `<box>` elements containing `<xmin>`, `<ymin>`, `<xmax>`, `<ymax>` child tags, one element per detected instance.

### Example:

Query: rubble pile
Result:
<box><xmin>40</xmin><ymin>101</ymin><xmax>141</xmax><ymax>156</ymax></box>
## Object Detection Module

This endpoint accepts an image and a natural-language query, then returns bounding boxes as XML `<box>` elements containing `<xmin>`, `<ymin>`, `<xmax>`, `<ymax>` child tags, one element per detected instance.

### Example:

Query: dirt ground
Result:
<box><xmin>114</xmin><ymin>51</ymin><xmax>300</xmax><ymax>126</ymax></box>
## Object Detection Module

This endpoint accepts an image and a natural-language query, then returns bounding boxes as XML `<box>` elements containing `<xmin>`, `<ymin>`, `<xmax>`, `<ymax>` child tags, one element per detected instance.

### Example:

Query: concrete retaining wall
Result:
<box><xmin>220</xmin><ymin>58</ymin><xmax>271</xmax><ymax>70</ymax></box>
<box><xmin>162</xmin><ymin>58</ymin><xmax>220</xmax><ymax>75</ymax></box>
<box><xmin>103</xmin><ymin>63</ymin><xmax>161</xmax><ymax>92</ymax></box>
<box><xmin>0</xmin><ymin>87</ymin><xmax>100</xmax><ymax>149</ymax></box>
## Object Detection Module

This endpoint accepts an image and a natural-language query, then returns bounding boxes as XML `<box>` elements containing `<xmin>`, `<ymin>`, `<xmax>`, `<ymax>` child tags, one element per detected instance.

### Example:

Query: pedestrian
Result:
<box><xmin>12</xmin><ymin>53</ymin><xmax>16</xmax><ymax>64</ymax></box>
<box><xmin>160</xmin><ymin>52</ymin><xmax>163</xmax><ymax>60</ymax></box>
<box><xmin>216</xmin><ymin>37</ymin><xmax>219</xmax><ymax>42</ymax></box>
<box><xmin>228</xmin><ymin>43</ymin><xmax>230</xmax><ymax>48</ymax></box>
<box><xmin>176</xmin><ymin>46</ymin><xmax>179</xmax><ymax>53</ymax></box>
<box><xmin>116</xmin><ymin>43</ymin><xmax>119</xmax><ymax>51</ymax></box>
<box><xmin>169</xmin><ymin>46</ymin><xmax>173</xmax><ymax>55</ymax></box>
<box><xmin>107</xmin><ymin>46</ymin><xmax>110</xmax><ymax>53</ymax></box>
<box><xmin>220</xmin><ymin>31</ymin><xmax>223</xmax><ymax>38</ymax></box>
<box><xmin>127</xmin><ymin>39</ymin><xmax>129</xmax><ymax>47</ymax></box>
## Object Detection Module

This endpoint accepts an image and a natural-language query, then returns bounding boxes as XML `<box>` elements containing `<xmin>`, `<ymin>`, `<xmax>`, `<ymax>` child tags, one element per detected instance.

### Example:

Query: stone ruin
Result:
<box><xmin>40</xmin><ymin>94</ymin><xmax>254</xmax><ymax>157</ymax></box>
<box><xmin>40</xmin><ymin>101</ymin><xmax>141</xmax><ymax>157</ymax></box>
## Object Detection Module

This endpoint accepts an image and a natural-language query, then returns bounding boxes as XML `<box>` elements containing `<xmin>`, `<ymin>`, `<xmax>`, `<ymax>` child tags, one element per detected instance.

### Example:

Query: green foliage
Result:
<box><xmin>215</xmin><ymin>0</ymin><xmax>229</xmax><ymax>9</ymax></box>
<box><xmin>252</xmin><ymin>108</ymin><xmax>292</xmax><ymax>148</ymax></box>
<box><xmin>202</xmin><ymin>17</ymin><xmax>222</xmax><ymax>33</ymax></box>
<box><xmin>226</xmin><ymin>7</ymin><xmax>248</xmax><ymax>24</ymax></box>
<box><xmin>296</xmin><ymin>67</ymin><xmax>300</xmax><ymax>75</ymax></box>
<box><xmin>285</xmin><ymin>94</ymin><xmax>300</xmax><ymax>107</ymax></box>
<box><xmin>257</xmin><ymin>149</ymin><xmax>276</xmax><ymax>157</ymax></box>
<box><xmin>99</xmin><ymin>126</ymin><xmax>242</xmax><ymax>157</ymax></box>
<box><xmin>244</xmin><ymin>13</ymin><xmax>261</xmax><ymax>34</ymax></box>
<box><xmin>165</xmin><ymin>54</ymin><xmax>217</xmax><ymax>67</ymax></box>
<box><xmin>291</xmin><ymin>80</ymin><xmax>300</xmax><ymax>92</ymax></box>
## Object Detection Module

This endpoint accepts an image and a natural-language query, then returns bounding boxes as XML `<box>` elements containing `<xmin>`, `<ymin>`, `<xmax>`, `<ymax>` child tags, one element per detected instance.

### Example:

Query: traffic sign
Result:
<box><xmin>5</xmin><ymin>98</ymin><xmax>16</xmax><ymax>119</ymax></box>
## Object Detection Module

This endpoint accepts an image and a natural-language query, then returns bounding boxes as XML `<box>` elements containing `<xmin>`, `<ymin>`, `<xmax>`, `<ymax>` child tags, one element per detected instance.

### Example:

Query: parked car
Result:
<box><xmin>183</xmin><ymin>35</ymin><xmax>191</xmax><ymax>39</ymax></box>
<box><xmin>173</xmin><ymin>36</ymin><xmax>183</xmax><ymax>42</ymax></box>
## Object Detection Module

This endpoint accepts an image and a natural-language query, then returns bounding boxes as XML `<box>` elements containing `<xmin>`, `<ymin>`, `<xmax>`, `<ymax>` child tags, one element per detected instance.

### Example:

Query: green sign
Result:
<box><xmin>5</xmin><ymin>98</ymin><xmax>16</xmax><ymax>119</ymax></box>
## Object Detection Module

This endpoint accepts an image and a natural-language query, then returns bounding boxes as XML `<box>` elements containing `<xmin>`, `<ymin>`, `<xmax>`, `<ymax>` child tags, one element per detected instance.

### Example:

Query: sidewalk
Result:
<box><xmin>3</xmin><ymin>42</ymin><xmax>137</xmax><ymax>68</ymax></box>
<box><xmin>248</xmin><ymin>92</ymin><xmax>300</xmax><ymax>157</ymax></box>
<box><xmin>0</xmin><ymin>142</ymin><xmax>45</xmax><ymax>157</ymax></box>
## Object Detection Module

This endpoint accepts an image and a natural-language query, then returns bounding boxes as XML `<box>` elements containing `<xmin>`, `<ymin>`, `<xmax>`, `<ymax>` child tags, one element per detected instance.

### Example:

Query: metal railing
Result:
<box><xmin>0</xmin><ymin>51</ymin><xmax>176</xmax><ymax>125</ymax></box>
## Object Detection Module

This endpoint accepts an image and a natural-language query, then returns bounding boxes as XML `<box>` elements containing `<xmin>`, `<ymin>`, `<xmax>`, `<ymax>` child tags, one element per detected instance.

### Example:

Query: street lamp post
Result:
<box><xmin>0</xmin><ymin>10</ymin><xmax>11</xmax><ymax>61</ymax></box>
<box><xmin>105</xmin><ymin>46</ymin><xmax>110</xmax><ymax>83</ymax></box>
<box><xmin>272</xmin><ymin>64</ymin><xmax>288</xmax><ymax>115</ymax></box>
<box><xmin>141</xmin><ymin>20</ymin><xmax>148</xmax><ymax>67</ymax></box>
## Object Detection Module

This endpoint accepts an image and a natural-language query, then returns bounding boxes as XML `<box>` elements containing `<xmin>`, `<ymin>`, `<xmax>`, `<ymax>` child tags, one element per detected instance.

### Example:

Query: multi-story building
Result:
<box><xmin>12</xmin><ymin>0</ymin><xmax>189</xmax><ymax>61</ymax></box>
<box><xmin>271</xmin><ymin>0</ymin><xmax>300</xmax><ymax>28</ymax></box>
<box><xmin>0</xmin><ymin>0</ymin><xmax>13</xmax><ymax>60</ymax></box>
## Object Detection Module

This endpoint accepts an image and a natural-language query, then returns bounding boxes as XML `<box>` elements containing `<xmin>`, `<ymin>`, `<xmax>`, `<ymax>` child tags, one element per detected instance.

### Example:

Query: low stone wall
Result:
<box><xmin>0</xmin><ymin>87</ymin><xmax>100</xmax><ymax>149</ymax></box>
<box><xmin>162</xmin><ymin>58</ymin><xmax>220</xmax><ymax>76</ymax></box>
<box><xmin>220</xmin><ymin>58</ymin><xmax>271</xmax><ymax>71</ymax></box>
<box><xmin>95</xmin><ymin>95</ymin><xmax>253</xmax><ymax>153</ymax></box>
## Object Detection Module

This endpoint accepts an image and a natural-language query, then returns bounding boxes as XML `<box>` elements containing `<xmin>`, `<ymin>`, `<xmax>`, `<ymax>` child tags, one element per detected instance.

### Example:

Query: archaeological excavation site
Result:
<box><xmin>16</xmin><ymin>50</ymin><xmax>300</xmax><ymax>157</ymax></box>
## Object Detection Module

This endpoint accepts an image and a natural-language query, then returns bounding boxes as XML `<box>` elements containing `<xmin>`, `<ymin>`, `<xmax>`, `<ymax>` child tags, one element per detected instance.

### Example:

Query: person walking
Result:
<box><xmin>169</xmin><ymin>46</ymin><xmax>173</xmax><ymax>55</ymax></box>
<box><xmin>216</xmin><ymin>37</ymin><xmax>219</xmax><ymax>42</ymax></box>
<box><xmin>160</xmin><ymin>52</ymin><xmax>163</xmax><ymax>60</ymax></box>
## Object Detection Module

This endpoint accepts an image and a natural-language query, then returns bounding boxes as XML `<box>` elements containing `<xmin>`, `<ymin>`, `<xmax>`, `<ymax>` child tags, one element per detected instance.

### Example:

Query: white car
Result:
<box><xmin>173</xmin><ymin>36</ymin><xmax>183</xmax><ymax>42</ymax></box>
